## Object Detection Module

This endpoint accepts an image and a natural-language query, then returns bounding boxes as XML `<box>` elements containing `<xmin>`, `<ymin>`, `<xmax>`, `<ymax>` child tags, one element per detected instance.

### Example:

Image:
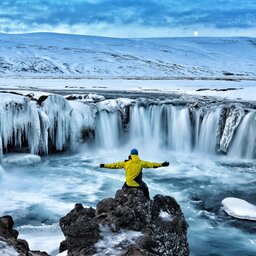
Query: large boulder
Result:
<box><xmin>60</xmin><ymin>188</ymin><xmax>189</xmax><ymax>255</ymax></box>
<box><xmin>0</xmin><ymin>215</ymin><xmax>48</xmax><ymax>256</ymax></box>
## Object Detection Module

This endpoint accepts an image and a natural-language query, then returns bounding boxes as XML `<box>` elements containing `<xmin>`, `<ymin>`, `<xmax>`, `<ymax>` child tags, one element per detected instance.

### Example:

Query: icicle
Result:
<box><xmin>69</xmin><ymin>101</ymin><xmax>97</xmax><ymax>151</ymax></box>
<box><xmin>42</xmin><ymin>94</ymin><xmax>72</xmax><ymax>151</ymax></box>
<box><xmin>37</xmin><ymin>110</ymin><xmax>50</xmax><ymax>154</ymax></box>
<box><xmin>0</xmin><ymin>97</ymin><xmax>43</xmax><ymax>155</ymax></box>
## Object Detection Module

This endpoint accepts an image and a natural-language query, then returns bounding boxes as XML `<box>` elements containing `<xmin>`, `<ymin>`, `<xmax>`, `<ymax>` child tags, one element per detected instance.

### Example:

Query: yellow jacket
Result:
<box><xmin>104</xmin><ymin>155</ymin><xmax>162</xmax><ymax>187</ymax></box>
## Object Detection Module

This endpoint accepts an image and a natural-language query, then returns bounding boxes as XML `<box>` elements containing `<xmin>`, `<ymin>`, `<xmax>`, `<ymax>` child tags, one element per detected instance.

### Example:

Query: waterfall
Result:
<box><xmin>127</xmin><ymin>104</ymin><xmax>192</xmax><ymax>152</ymax></box>
<box><xmin>0</xmin><ymin>94</ymin><xmax>255</xmax><ymax>160</ymax></box>
<box><xmin>95</xmin><ymin>110</ymin><xmax>122</xmax><ymax>149</ymax></box>
<box><xmin>128</xmin><ymin>104</ymin><xmax>163</xmax><ymax>149</ymax></box>
<box><xmin>197</xmin><ymin>108</ymin><xmax>221</xmax><ymax>154</ymax></box>
<box><xmin>168</xmin><ymin>106</ymin><xmax>192</xmax><ymax>152</ymax></box>
<box><xmin>127</xmin><ymin>103</ymin><xmax>253</xmax><ymax>158</ymax></box>
<box><xmin>228</xmin><ymin>112</ymin><xmax>256</xmax><ymax>159</ymax></box>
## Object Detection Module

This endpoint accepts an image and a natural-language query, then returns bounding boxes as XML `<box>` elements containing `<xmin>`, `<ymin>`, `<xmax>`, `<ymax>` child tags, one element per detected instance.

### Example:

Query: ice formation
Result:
<box><xmin>221</xmin><ymin>197</ymin><xmax>256</xmax><ymax>221</ymax></box>
<box><xmin>0</xmin><ymin>92</ymin><xmax>256</xmax><ymax>159</ymax></box>
<box><xmin>3</xmin><ymin>153</ymin><xmax>41</xmax><ymax>166</ymax></box>
<box><xmin>0</xmin><ymin>93</ymin><xmax>97</xmax><ymax>157</ymax></box>
<box><xmin>0</xmin><ymin>96</ymin><xmax>45</xmax><ymax>156</ymax></box>
<box><xmin>42</xmin><ymin>94</ymin><xmax>72</xmax><ymax>151</ymax></box>
<box><xmin>218</xmin><ymin>106</ymin><xmax>245</xmax><ymax>152</ymax></box>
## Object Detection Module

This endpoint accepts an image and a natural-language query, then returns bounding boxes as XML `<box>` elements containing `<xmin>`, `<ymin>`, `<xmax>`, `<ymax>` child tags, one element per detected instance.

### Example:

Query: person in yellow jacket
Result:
<box><xmin>100</xmin><ymin>148</ymin><xmax>169</xmax><ymax>199</ymax></box>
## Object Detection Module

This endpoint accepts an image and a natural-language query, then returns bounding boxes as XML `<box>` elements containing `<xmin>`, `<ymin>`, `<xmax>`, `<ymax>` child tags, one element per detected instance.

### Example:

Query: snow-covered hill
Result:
<box><xmin>0</xmin><ymin>33</ymin><xmax>256</xmax><ymax>79</ymax></box>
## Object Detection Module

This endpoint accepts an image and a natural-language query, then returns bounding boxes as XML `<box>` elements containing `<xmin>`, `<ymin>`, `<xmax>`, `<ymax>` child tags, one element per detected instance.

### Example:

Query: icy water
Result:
<box><xmin>1</xmin><ymin>148</ymin><xmax>256</xmax><ymax>256</ymax></box>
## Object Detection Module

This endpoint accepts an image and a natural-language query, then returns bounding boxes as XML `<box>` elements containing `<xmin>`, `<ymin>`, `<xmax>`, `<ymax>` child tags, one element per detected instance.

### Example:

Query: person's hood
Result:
<box><xmin>131</xmin><ymin>154</ymin><xmax>140</xmax><ymax>161</ymax></box>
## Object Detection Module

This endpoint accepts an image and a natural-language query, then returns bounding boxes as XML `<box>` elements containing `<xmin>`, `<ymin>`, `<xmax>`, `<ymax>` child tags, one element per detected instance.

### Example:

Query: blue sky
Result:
<box><xmin>0</xmin><ymin>0</ymin><xmax>255</xmax><ymax>37</ymax></box>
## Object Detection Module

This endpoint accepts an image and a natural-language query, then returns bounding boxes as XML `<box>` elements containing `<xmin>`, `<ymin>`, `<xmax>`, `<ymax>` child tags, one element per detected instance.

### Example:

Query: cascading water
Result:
<box><xmin>95</xmin><ymin>110</ymin><xmax>122</xmax><ymax>149</ymax></box>
<box><xmin>0</xmin><ymin>94</ymin><xmax>255</xmax><ymax>159</ymax></box>
<box><xmin>228</xmin><ymin>111</ymin><xmax>256</xmax><ymax>159</ymax></box>
<box><xmin>94</xmin><ymin>102</ymin><xmax>254</xmax><ymax>159</ymax></box>
<box><xmin>168</xmin><ymin>106</ymin><xmax>192</xmax><ymax>152</ymax></box>
<box><xmin>197</xmin><ymin>107</ymin><xmax>221</xmax><ymax>154</ymax></box>
<box><xmin>128</xmin><ymin>104</ymin><xmax>193</xmax><ymax>152</ymax></box>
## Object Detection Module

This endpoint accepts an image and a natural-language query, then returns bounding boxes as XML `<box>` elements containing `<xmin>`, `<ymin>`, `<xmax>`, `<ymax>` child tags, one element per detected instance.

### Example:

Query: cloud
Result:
<box><xmin>0</xmin><ymin>0</ymin><xmax>256</xmax><ymax>37</ymax></box>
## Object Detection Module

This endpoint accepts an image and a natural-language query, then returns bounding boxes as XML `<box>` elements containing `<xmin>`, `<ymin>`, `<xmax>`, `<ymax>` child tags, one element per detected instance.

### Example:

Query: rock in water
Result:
<box><xmin>0</xmin><ymin>215</ymin><xmax>49</xmax><ymax>256</ymax></box>
<box><xmin>59</xmin><ymin>188</ymin><xmax>189</xmax><ymax>256</ymax></box>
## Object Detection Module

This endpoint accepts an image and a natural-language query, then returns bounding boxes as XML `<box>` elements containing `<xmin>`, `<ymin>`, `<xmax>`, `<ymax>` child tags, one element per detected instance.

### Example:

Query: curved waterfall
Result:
<box><xmin>0</xmin><ymin>94</ymin><xmax>255</xmax><ymax>160</ymax></box>
<box><xmin>95</xmin><ymin>102</ymin><xmax>256</xmax><ymax>159</ymax></box>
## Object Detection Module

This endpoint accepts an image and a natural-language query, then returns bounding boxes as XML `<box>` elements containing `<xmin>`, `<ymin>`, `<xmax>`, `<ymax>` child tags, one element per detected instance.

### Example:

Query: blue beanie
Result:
<box><xmin>130</xmin><ymin>148</ymin><xmax>138</xmax><ymax>155</ymax></box>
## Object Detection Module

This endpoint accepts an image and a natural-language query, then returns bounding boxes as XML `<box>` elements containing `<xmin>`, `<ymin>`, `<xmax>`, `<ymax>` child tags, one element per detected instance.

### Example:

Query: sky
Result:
<box><xmin>0</xmin><ymin>0</ymin><xmax>256</xmax><ymax>37</ymax></box>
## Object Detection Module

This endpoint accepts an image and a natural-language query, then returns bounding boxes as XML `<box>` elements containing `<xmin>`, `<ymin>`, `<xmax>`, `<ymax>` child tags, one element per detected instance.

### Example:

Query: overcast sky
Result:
<box><xmin>0</xmin><ymin>0</ymin><xmax>255</xmax><ymax>37</ymax></box>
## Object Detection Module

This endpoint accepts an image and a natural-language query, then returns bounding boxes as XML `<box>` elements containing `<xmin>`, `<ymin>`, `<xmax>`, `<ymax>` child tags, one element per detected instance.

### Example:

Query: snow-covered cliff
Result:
<box><xmin>0</xmin><ymin>33</ymin><xmax>256</xmax><ymax>79</ymax></box>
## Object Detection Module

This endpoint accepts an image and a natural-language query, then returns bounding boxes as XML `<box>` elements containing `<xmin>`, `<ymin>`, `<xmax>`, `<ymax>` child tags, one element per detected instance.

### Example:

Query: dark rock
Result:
<box><xmin>96</xmin><ymin>197</ymin><xmax>115</xmax><ymax>215</ymax></box>
<box><xmin>37</xmin><ymin>95</ymin><xmax>49</xmax><ymax>105</ymax></box>
<box><xmin>60</xmin><ymin>188</ymin><xmax>189</xmax><ymax>255</ymax></box>
<box><xmin>0</xmin><ymin>215</ymin><xmax>49</xmax><ymax>256</ymax></box>
<box><xmin>59</xmin><ymin>204</ymin><xmax>100</xmax><ymax>255</ymax></box>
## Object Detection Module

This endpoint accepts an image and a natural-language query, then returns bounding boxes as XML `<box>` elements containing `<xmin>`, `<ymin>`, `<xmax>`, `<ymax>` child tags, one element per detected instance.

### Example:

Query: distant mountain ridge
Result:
<box><xmin>0</xmin><ymin>33</ymin><xmax>255</xmax><ymax>79</ymax></box>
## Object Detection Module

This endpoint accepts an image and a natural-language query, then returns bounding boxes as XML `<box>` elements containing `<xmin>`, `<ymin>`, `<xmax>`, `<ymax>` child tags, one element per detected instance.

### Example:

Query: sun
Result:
<box><xmin>194</xmin><ymin>31</ymin><xmax>199</xmax><ymax>37</ymax></box>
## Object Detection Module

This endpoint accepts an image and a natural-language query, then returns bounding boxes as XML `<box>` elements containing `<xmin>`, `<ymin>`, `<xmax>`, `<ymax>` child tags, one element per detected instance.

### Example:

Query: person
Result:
<box><xmin>100</xmin><ymin>148</ymin><xmax>169</xmax><ymax>199</ymax></box>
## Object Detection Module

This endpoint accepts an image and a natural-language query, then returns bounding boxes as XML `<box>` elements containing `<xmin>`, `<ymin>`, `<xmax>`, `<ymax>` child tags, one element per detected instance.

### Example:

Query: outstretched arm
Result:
<box><xmin>141</xmin><ymin>160</ymin><xmax>169</xmax><ymax>168</ymax></box>
<box><xmin>100</xmin><ymin>161</ymin><xmax>125</xmax><ymax>169</ymax></box>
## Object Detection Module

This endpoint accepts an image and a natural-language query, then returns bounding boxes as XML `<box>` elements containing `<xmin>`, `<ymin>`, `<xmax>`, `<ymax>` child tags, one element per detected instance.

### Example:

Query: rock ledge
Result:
<box><xmin>0</xmin><ymin>215</ymin><xmax>48</xmax><ymax>256</ymax></box>
<box><xmin>60</xmin><ymin>188</ymin><xmax>189</xmax><ymax>255</ymax></box>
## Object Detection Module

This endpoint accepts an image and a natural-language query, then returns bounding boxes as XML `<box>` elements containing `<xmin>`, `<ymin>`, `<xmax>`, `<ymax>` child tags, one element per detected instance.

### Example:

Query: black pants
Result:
<box><xmin>122</xmin><ymin>181</ymin><xmax>150</xmax><ymax>199</ymax></box>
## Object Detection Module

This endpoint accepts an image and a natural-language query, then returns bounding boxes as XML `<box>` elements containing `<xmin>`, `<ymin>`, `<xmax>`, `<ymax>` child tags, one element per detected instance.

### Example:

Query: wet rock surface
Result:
<box><xmin>0</xmin><ymin>215</ymin><xmax>49</xmax><ymax>256</ymax></box>
<box><xmin>60</xmin><ymin>188</ymin><xmax>189</xmax><ymax>256</ymax></box>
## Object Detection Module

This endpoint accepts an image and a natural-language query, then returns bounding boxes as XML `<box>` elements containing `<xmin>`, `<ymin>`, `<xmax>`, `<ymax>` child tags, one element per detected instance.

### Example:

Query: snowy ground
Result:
<box><xmin>0</xmin><ymin>78</ymin><xmax>256</xmax><ymax>101</ymax></box>
<box><xmin>1</xmin><ymin>34</ymin><xmax>255</xmax><ymax>79</ymax></box>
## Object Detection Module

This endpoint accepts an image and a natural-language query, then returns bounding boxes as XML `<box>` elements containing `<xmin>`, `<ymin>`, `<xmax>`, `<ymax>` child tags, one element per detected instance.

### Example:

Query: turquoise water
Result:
<box><xmin>1</xmin><ymin>148</ymin><xmax>256</xmax><ymax>255</ymax></box>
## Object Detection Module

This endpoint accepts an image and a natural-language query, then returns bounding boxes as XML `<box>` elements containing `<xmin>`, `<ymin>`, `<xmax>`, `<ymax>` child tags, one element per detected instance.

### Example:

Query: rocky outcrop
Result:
<box><xmin>0</xmin><ymin>215</ymin><xmax>49</xmax><ymax>256</ymax></box>
<box><xmin>60</xmin><ymin>188</ymin><xmax>189</xmax><ymax>256</ymax></box>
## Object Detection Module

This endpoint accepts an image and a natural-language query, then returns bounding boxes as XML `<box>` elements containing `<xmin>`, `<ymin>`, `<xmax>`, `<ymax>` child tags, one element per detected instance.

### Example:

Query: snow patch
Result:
<box><xmin>97</xmin><ymin>98</ymin><xmax>132</xmax><ymax>112</ymax></box>
<box><xmin>0</xmin><ymin>241</ymin><xmax>19</xmax><ymax>256</ymax></box>
<box><xmin>3</xmin><ymin>153</ymin><xmax>41</xmax><ymax>166</ymax></box>
<box><xmin>86</xmin><ymin>93</ymin><xmax>105</xmax><ymax>101</ymax></box>
<box><xmin>221</xmin><ymin>197</ymin><xmax>256</xmax><ymax>221</ymax></box>
<box><xmin>56</xmin><ymin>251</ymin><xmax>67</xmax><ymax>256</ymax></box>
<box><xmin>94</xmin><ymin>225</ymin><xmax>143</xmax><ymax>255</ymax></box>
<box><xmin>159</xmin><ymin>210</ymin><xmax>174</xmax><ymax>222</ymax></box>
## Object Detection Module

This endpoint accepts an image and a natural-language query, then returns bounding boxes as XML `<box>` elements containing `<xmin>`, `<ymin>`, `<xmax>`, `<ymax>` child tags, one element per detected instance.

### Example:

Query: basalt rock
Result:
<box><xmin>0</xmin><ymin>215</ymin><xmax>49</xmax><ymax>256</ymax></box>
<box><xmin>60</xmin><ymin>188</ymin><xmax>189</xmax><ymax>256</ymax></box>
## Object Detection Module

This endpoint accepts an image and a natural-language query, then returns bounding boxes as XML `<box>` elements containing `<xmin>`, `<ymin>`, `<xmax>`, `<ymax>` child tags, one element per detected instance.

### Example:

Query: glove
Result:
<box><xmin>162</xmin><ymin>161</ymin><xmax>169</xmax><ymax>167</ymax></box>
<box><xmin>100</xmin><ymin>164</ymin><xmax>105</xmax><ymax>168</ymax></box>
